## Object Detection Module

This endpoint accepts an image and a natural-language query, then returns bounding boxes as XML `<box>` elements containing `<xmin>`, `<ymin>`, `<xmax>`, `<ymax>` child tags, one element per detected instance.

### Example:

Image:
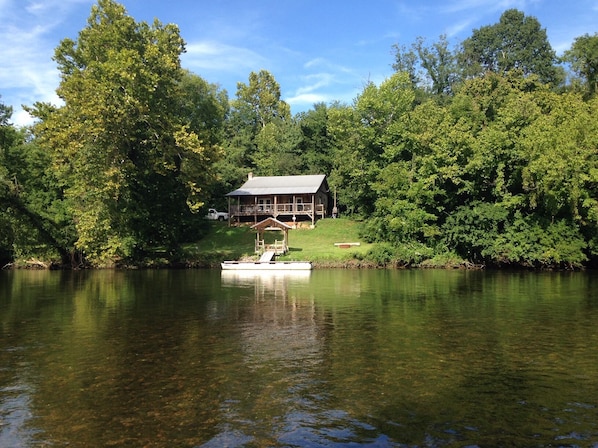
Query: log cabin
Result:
<box><xmin>226</xmin><ymin>173</ymin><xmax>330</xmax><ymax>226</ymax></box>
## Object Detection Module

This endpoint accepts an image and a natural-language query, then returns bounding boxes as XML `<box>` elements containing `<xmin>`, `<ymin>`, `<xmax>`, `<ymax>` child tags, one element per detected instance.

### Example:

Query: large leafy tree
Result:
<box><xmin>177</xmin><ymin>71</ymin><xmax>228</xmax><ymax>148</ymax></box>
<box><xmin>438</xmin><ymin>73</ymin><xmax>595</xmax><ymax>267</ymax></box>
<box><xmin>351</xmin><ymin>68</ymin><xmax>594</xmax><ymax>268</ymax></box>
<box><xmin>177</xmin><ymin>71</ymin><xmax>229</xmax><ymax>206</ymax></box>
<box><xmin>460</xmin><ymin>9</ymin><xmax>560</xmax><ymax>85</ymax></box>
<box><xmin>0</xmin><ymin>98</ymin><xmax>17</xmax><ymax>261</ymax></box>
<box><xmin>253</xmin><ymin>119</ymin><xmax>302</xmax><ymax>176</ymax></box>
<box><xmin>296</xmin><ymin>103</ymin><xmax>334</xmax><ymax>175</ymax></box>
<box><xmin>1</xmin><ymin>99</ymin><xmax>73</xmax><ymax>265</ymax></box>
<box><xmin>221</xmin><ymin>70</ymin><xmax>296</xmax><ymax>181</ymax></box>
<box><xmin>234</xmin><ymin>70</ymin><xmax>290</xmax><ymax>129</ymax></box>
<box><xmin>329</xmin><ymin>72</ymin><xmax>415</xmax><ymax>217</ymax></box>
<box><xmin>520</xmin><ymin>92</ymin><xmax>598</xmax><ymax>253</ymax></box>
<box><xmin>32</xmin><ymin>0</ymin><xmax>219</xmax><ymax>265</ymax></box>
<box><xmin>392</xmin><ymin>35</ymin><xmax>459</xmax><ymax>98</ymax></box>
<box><xmin>562</xmin><ymin>33</ymin><xmax>598</xmax><ymax>98</ymax></box>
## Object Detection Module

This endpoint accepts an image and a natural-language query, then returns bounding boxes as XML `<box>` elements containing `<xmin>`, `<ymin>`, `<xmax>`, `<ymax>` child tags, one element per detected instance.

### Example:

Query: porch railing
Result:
<box><xmin>230</xmin><ymin>203</ymin><xmax>325</xmax><ymax>216</ymax></box>
<box><xmin>256</xmin><ymin>239</ymin><xmax>287</xmax><ymax>254</ymax></box>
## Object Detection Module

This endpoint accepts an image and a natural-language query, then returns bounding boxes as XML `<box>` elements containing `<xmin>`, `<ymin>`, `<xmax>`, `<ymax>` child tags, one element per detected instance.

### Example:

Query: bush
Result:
<box><xmin>485</xmin><ymin>214</ymin><xmax>587</xmax><ymax>269</ymax></box>
<box><xmin>442</xmin><ymin>201</ymin><xmax>508</xmax><ymax>263</ymax></box>
<box><xmin>365</xmin><ymin>241</ymin><xmax>434</xmax><ymax>267</ymax></box>
<box><xmin>419</xmin><ymin>251</ymin><xmax>470</xmax><ymax>268</ymax></box>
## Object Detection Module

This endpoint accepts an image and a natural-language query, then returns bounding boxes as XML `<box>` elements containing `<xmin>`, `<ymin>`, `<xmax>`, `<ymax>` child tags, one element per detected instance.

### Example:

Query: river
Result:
<box><xmin>1</xmin><ymin>269</ymin><xmax>597</xmax><ymax>447</ymax></box>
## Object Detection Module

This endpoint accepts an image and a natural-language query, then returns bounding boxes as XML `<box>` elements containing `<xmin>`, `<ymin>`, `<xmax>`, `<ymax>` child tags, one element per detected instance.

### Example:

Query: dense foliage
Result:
<box><xmin>1</xmin><ymin>2</ymin><xmax>597</xmax><ymax>268</ymax></box>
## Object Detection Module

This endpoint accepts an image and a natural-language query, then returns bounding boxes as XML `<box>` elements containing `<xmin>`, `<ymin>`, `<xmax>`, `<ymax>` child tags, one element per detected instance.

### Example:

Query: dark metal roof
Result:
<box><xmin>226</xmin><ymin>174</ymin><xmax>328</xmax><ymax>197</ymax></box>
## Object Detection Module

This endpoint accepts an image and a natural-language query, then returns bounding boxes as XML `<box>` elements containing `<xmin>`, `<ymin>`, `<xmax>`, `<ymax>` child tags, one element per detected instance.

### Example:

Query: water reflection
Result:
<box><xmin>221</xmin><ymin>269</ymin><xmax>311</xmax><ymax>301</ymax></box>
<box><xmin>0</xmin><ymin>269</ymin><xmax>597</xmax><ymax>446</ymax></box>
<box><xmin>217</xmin><ymin>269</ymin><xmax>329</xmax><ymax>447</ymax></box>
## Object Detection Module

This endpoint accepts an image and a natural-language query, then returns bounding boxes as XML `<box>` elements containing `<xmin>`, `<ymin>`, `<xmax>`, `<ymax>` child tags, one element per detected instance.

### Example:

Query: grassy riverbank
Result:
<box><xmin>182</xmin><ymin>218</ymin><xmax>375</xmax><ymax>268</ymax></box>
<box><xmin>151</xmin><ymin>217</ymin><xmax>475</xmax><ymax>269</ymax></box>
<box><xmin>5</xmin><ymin>217</ymin><xmax>469</xmax><ymax>269</ymax></box>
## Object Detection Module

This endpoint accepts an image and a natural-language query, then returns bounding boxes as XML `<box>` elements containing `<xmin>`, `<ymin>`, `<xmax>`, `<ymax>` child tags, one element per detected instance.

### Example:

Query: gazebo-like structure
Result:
<box><xmin>251</xmin><ymin>217</ymin><xmax>292</xmax><ymax>255</ymax></box>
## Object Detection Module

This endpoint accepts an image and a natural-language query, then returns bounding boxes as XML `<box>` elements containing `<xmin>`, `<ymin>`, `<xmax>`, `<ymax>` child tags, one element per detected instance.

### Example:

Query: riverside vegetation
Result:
<box><xmin>2</xmin><ymin>0</ymin><xmax>598</xmax><ymax>270</ymax></box>
<box><xmin>128</xmin><ymin>219</ymin><xmax>489</xmax><ymax>270</ymax></box>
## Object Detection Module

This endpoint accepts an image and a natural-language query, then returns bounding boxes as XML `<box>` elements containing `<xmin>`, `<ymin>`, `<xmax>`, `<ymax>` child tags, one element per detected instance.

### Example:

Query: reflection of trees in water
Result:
<box><xmin>4</xmin><ymin>270</ymin><xmax>598</xmax><ymax>447</ymax></box>
<box><xmin>217</xmin><ymin>270</ymin><xmax>334</xmax><ymax>446</ymax></box>
<box><xmin>230</xmin><ymin>272</ymin><xmax>320</xmax><ymax>368</ymax></box>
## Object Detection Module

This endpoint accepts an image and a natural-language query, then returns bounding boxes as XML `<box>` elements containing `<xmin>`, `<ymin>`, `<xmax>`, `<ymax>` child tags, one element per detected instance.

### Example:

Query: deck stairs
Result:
<box><xmin>259</xmin><ymin>251</ymin><xmax>276</xmax><ymax>262</ymax></box>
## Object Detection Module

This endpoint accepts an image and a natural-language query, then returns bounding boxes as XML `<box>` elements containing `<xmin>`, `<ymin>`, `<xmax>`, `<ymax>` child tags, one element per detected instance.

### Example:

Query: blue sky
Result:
<box><xmin>1</xmin><ymin>0</ymin><xmax>597</xmax><ymax>126</ymax></box>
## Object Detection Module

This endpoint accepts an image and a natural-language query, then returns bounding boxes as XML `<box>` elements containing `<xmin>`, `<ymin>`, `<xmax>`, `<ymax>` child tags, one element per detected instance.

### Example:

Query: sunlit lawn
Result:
<box><xmin>184</xmin><ymin>218</ymin><xmax>371</xmax><ymax>263</ymax></box>
<box><xmin>279</xmin><ymin>218</ymin><xmax>372</xmax><ymax>262</ymax></box>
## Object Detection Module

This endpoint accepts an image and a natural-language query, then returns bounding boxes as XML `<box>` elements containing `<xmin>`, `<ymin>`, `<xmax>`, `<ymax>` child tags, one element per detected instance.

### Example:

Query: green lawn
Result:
<box><xmin>182</xmin><ymin>222</ymin><xmax>256</xmax><ymax>263</ymax></box>
<box><xmin>185</xmin><ymin>218</ymin><xmax>372</xmax><ymax>266</ymax></box>
<box><xmin>278</xmin><ymin>218</ymin><xmax>372</xmax><ymax>262</ymax></box>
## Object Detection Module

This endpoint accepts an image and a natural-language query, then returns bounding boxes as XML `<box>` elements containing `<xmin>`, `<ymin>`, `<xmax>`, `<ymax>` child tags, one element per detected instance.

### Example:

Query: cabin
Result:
<box><xmin>226</xmin><ymin>173</ymin><xmax>330</xmax><ymax>226</ymax></box>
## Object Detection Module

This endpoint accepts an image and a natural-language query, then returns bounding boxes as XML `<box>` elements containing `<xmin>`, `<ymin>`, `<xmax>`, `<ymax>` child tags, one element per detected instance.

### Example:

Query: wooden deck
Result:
<box><xmin>230</xmin><ymin>203</ymin><xmax>325</xmax><ymax>220</ymax></box>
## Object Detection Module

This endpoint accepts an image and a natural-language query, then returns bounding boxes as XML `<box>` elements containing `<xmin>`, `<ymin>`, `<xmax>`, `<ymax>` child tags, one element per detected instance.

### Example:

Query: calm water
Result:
<box><xmin>1</xmin><ymin>269</ymin><xmax>597</xmax><ymax>447</ymax></box>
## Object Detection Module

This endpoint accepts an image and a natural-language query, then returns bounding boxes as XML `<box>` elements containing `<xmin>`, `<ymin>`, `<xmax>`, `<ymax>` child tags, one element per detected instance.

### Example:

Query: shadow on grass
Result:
<box><xmin>186</xmin><ymin>223</ymin><xmax>256</xmax><ymax>262</ymax></box>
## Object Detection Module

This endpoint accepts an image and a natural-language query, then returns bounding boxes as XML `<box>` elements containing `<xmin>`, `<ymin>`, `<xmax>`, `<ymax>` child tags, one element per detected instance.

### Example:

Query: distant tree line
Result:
<box><xmin>1</xmin><ymin>0</ymin><xmax>597</xmax><ymax>268</ymax></box>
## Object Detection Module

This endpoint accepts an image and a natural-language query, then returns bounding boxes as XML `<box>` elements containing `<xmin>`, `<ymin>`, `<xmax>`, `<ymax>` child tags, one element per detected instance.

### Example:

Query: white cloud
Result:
<box><xmin>303</xmin><ymin>58</ymin><xmax>322</xmax><ymax>69</ymax></box>
<box><xmin>182</xmin><ymin>41</ymin><xmax>268</xmax><ymax>72</ymax></box>
<box><xmin>285</xmin><ymin>92</ymin><xmax>331</xmax><ymax>106</ymax></box>
<box><xmin>284</xmin><ymin>57</ymin><xmax>368</xmax><ymax>111</ymax></box>
<box><xmin>0</xmin><ymin>23</ymin><xmax>60</xmax><ymax>125</ymax></box>
<box><xmin>445</xmin><ymin>19</ymin><xmax>475</xmax><ymax>38</ymax></box>
<box><xmin>0</xmin><ymin>0</ymin><xmax>89</xmax><ymax>126</ymax></box>
<box><xmin>303</xmin><ymin>58</ymin><xmax>355</xmax><ymax>76</ymax></box>
<box><xmin>286</xmin><ymin>73</ymin><xmax>336</xmax><ymax>107</ymax></box>
<box><xmin>294</xmin><ymin>73</ymin><xmax>335</xmax><ymax>95</ymax></box>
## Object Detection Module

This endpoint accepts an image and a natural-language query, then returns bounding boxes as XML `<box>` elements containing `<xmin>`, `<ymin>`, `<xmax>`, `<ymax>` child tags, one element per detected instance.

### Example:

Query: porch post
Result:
<box><xmin>292</xmin><ymin>196</ymin><xmax>296</xmax><ymax>223</ymax></box>
<box><xmin>311</xmin><ymin>194</ymin><xmax>315</xmax><ymax>226</ymax></box>
<box><xmin>284</xmin><ymin>228</ymin><xmax>288</xmax><ymax>253</ymax></box>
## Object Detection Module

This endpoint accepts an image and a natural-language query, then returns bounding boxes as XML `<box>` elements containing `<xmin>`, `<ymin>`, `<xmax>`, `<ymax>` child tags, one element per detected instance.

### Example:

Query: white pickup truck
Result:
<box><xmin>205</xmin><ymin>208</ymin><xmax>229</xmax><ymax>221</ymax></box>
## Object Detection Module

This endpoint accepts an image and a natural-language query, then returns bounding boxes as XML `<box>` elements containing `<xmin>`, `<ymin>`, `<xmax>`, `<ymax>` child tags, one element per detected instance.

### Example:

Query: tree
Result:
<box><xmin>1</xmin><ymin>97</ymin><xmax>75</xmax><ymax>265</ymax></box>
<box><xmin>519</xmin><ymin>92</ymin><xmax>598</xmax><ymax>255</ymax></box>
<box><xmin>0</xmin><ymin>97</ymin><xmax>16</xmax><ymax>261</ymax></box>
<box><xmin>32</xmin><ymin>0</ymin><xmax>219</xmax><ymax>265</ymax></box>
<box><xmin>562</xmin><ymin>33</ymin><xmax>598</xmax><ymax>98</ymax></box>
<box><xmin>460</xmin><ymin>9</ymin><xmax>560</xmax><ymax>85</ymax></box>
<box><xmin>391</xmin><ymin>43</ymin><xmax>419</xmax><ymax>86</ymax></box>
<box><xmin>177</xmin><ymin>71</ymin><xmax>229</xmax><ymax>147</ymax></box>
<box><xmin>296</xmin><ymin>103</ymin><xmax>334</xmax><ymax>175</ymax></box>
<box><xmin>253</xmin><ymin>119</ymin><xmax>302</xmax><ymax>176</ymax></box>
<box><xmin>393</xmin><ymin>35</ymin><xmax>459</xmax><ymax>98</ymax></box>
<box><xmin>177</xmin><ymin>72</ymin><xmax>230</xmax><ymax>207</ymax></box>
<box><xmin>222</xmin><ymin>70</ymin><xmax>295</xmax><ymax>179</ymax></box>
<box><xmin>328</xmin><ymin>72</ymin><xmax>415</xmax><ymax>217</ymax></box>
<box><xmin>416</xmin><ymin>35</ymin><xmax>459</xmax><ymax>96</ymax></box>
<box><xmin>234</xmin><ymin>69</ymin><xmax>290</xmax><ymax>129</ymax></box>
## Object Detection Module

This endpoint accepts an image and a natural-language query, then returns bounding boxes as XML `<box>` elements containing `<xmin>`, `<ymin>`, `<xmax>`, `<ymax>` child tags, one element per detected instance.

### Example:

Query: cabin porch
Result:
<box><xmin>229</xmin><ymin>195</ymin><xmax>326</xmax><ymax>225</ymax></box>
